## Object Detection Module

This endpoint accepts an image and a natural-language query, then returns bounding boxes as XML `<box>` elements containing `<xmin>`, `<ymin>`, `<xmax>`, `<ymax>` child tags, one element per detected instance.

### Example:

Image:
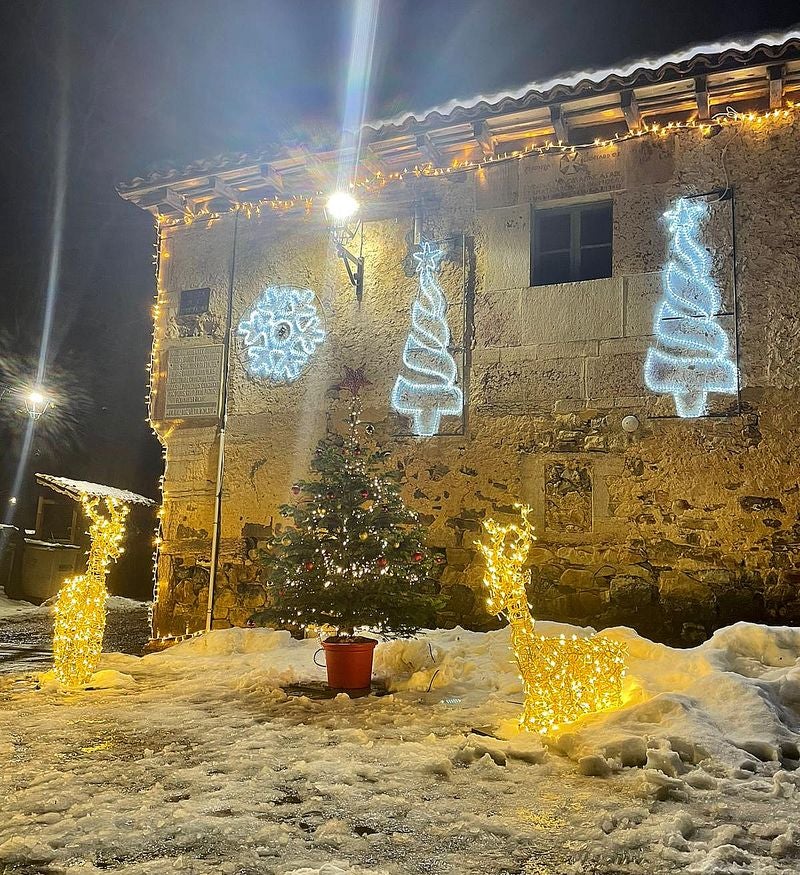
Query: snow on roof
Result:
<box><xmin>36</xmin><ymin>474</ymin><xmax>156</xmax><ymax>506</ymax></box>
<box><xmin>367</xmin><ymin>28</ymin><xmax>800</xmax><ymax>130</ymax></box>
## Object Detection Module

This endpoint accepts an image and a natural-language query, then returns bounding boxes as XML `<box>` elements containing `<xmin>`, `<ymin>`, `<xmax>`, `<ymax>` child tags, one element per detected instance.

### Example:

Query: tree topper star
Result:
<box><xmin>413</xmin><ymin>240</ymin><xmax>446</xmax><ymax>273</ymax></box>
<box><xmin>337</xmin><ymin>365</ymin><xmax>371</xmax><ymax>397</ymax></box>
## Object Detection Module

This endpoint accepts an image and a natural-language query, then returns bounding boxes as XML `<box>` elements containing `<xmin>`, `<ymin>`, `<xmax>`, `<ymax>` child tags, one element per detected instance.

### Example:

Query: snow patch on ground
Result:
<box><xmin>3</xmin><ymin>621</ymin><xmax>800</xmax><ymax>873</ymax></box>
<box><xmin>0</xmin><ymin>586</ymin><xmax>42</xmax><ymax>617</ymax></box>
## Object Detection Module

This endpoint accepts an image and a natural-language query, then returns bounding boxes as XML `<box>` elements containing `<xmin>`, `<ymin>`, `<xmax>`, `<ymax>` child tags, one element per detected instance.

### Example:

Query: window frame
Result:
<box><xmin>532</xmin><ymin>201</ymin><xmax>613</xmax><ymax>286</ymax></box>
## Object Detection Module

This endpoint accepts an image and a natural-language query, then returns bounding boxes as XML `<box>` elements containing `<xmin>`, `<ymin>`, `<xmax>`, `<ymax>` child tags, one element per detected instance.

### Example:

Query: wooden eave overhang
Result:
<box><xmin>117</xmin><ymin>36</ymin><xmax>800</xmax><ymax>220</ymax></box>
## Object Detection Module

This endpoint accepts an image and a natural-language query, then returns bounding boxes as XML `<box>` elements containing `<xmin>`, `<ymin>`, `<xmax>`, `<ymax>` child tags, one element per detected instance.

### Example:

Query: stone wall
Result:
<box><xmin>151</xmin><ymin>116</ymin><xmax>800</xmax><ymax>644</ymax></box>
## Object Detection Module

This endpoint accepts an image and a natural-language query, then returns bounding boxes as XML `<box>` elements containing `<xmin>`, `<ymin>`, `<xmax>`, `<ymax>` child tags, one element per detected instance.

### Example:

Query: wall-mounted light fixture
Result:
<box><xmin>326</xmin><ymin>192</ymin><xmax>364</xmax><ymax>303</ymax></box>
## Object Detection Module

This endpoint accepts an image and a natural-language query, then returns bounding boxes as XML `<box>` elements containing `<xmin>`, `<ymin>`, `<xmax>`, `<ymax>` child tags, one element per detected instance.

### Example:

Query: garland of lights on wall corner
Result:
<box><xmin>156</xmin><ymin>104</ymin><xmax>798</xmax><ymax>229</ymax></box>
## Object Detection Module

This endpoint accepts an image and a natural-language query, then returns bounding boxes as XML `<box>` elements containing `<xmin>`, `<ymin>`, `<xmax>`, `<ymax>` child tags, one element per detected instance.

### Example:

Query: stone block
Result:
<box><xmin>477</xmin><ymin>358</ymin><xmax>584</xmax><ymax>406</ymax></box>
<box><xmin>658</xmin><ymin>571</ymin><xmax>713</xmax><ymax>602</ymax></box>
<box><xmin>520</xmin><ymin>278</ymin><xmax>623</xmax><ymax>345</ymax></box>
<box><xmin>624</xmin><ymin>272</ymin><xmax>662</xmax><ymax>336</ymax></box>
<box><xmin>536</xmin><ymin>340</ymin><xmax>600</xmax><ymax>360</ymax></box>
<box><xmin>559</xmin><ymin>568</ymin><xmax>602</xmax><ymax>590</ymax></box>
<box><xmin>480</xmin><ymin>205</ymin><xmax>531</xmax><ymax>291</ymax></box>
<box><xmin>609</xmin><ymin>575</ymin><xmax>657</xmax><ymax>608</ymax></box>
<box><xmin>586</xmin><ymin>351</ymin><xmax>647</xmax><ymax>400</ymax></box>
<box><xmin>475</xmin><ymin>288</ymin><xmax>522</xmax><ymax>347</ymax></box>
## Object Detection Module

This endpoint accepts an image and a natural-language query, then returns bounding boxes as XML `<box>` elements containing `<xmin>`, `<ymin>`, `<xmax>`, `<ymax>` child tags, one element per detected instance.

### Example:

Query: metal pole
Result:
<box><xmin>206</xmin><ymin>211</ymin><xmax>239</xmax><ymax>631</ymax></box>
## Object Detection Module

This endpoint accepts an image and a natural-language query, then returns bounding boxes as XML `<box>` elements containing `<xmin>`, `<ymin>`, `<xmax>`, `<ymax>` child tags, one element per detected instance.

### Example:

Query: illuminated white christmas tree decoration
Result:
<box><xmin>238</xmin><ymin>285</ymin><xmax>325</xmax><ymax>383</ymax></box>
<box><xmin>392</xmin><ymin>241</ymin><xmax>463</xmax><ymax>436</ymax></box>
<box><xmin>644</xmin><ymin>197</ymin><xmax>737</xmax><ymax>417</ymax></box>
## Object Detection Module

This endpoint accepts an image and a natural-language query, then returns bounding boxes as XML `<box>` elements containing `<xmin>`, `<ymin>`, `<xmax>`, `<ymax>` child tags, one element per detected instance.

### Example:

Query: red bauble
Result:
<box><xmin>360</xmin><ymin>489</ymin><xmax>370</xmax><ymax>499</ymax></box>
<box><xmin>377</xmin><ymin>556</ymin><xmax>388</xmax><ymax>569</ymax></box>
<box><xmin>412</xmin><ymin>551</ymin><xmax>423</xmax><ymax>562</ymax></box>
<box><xmin>304</xmin><ymin>561</ymin><xmax>315</xmax><ymax>571</ymax></box>
<box><xmin>434</xmin><ymin>555</ymin><xmax>445</xmax><ymax>564</ymax></box>
<box><xmin>291</xmin><ymin>485</ymin><xmax>301</xmax><ymax>495</ymax></box>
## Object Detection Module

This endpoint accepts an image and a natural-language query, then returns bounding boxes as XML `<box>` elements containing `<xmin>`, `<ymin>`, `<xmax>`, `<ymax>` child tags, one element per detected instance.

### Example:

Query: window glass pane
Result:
<box><xmin>579</xmin><ymin>245</ymin><xmax>612</xmax><ymax>281</ymax></box>
<box><xmin>534</xmin><ymin>251</ymin><xmax>571</xmax><ymax>286</ymax></box>
<box><xmin>580</xmin><ymin>204</ymin><xmax>612</xmax><ymax>246</ymax></box>
<box><xmin>537</xmin><ymin>212</ymin><xmax>571</xmax><ymax>252</ymax></box>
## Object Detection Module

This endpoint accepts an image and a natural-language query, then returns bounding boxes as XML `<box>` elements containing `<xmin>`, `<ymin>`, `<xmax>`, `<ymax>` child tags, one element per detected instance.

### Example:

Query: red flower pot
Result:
<box><xmin>321</xmin><ymin>636</ymin><xmax>377</xmax><ymax>691</ymax></box>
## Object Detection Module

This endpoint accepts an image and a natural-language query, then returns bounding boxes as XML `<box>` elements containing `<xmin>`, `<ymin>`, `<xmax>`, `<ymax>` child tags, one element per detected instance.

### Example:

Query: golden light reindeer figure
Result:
<box><xmin>477</xmin><ymin>506</ymin><xmax>627</xmax><ymax>734</ymax></box>
<box><xmin>37</xmin><ymin>475</ymin><xmax>155</xmax><ymax>688</ymax></box>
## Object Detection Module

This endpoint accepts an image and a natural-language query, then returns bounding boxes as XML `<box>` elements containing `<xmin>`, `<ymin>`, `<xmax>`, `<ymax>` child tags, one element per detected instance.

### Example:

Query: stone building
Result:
<box><xmin>119</xmin><ymin>34</ymin><xmax>800</xmax><ymax>645</ymax></box>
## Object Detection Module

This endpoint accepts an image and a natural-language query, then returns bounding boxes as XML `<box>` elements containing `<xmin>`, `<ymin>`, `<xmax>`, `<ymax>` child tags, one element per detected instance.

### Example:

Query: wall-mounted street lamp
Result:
<box><xmin>326</xmin><ymin>191</ymin><xmax>364</xmax><ymax>303</ymax></box>
<box><xmin>0</xmin><ymin>385</ymin><xmax>53</xmax><ymax>421</ymax></box>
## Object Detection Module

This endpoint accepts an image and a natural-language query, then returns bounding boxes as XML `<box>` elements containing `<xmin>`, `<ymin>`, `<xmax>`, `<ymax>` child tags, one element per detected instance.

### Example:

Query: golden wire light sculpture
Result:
<box><xmin>477</xmin><ymin>505</ymin><xmax>627</xmax><ymax>735</ymax></box>
<box><xmin>37</xmin><ymin>475</ymin><xmax>155</xmax><ymax>688</ymax></box>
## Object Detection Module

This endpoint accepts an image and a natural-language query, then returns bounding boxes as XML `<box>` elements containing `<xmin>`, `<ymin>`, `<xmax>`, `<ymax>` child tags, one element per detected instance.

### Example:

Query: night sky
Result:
<box><xmin>0</xmin><ymin>0</ymin><xmax>797</xmax><ymax>595</ymax></box>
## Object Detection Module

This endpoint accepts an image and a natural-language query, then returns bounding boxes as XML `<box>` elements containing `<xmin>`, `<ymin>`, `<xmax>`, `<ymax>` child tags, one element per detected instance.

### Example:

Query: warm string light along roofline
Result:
<box><xmin>156</xmin><ymin>105</ymin><xmax>797</xmax><ymax>229</ymax></box>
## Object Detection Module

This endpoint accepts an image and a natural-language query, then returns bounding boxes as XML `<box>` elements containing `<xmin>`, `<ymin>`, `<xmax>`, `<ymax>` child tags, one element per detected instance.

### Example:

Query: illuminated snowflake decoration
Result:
<box><xmin>238</xmin><ymin>286</ymin><xmax>325</xmax><ymax>383</ymax></box>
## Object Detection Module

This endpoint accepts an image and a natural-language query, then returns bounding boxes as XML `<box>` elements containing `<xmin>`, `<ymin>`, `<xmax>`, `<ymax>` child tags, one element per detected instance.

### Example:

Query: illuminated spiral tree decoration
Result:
<box><xmin>238</xmin><ymin>285</ymin><xmax>325</xmax><ymax>383</ymax></box>
<box><xmin>392</xmin><ymin>241</ymin><xmax>463</xmax><ymax>436</ymax></box>
<box><xmin>477</xmin><ymin>506</ymin><xmax>627</xmax><ymax>735</ymax></box>
<box><xmin>644</xmin><ymin>197</ymin><xmax>737</xmax><ymax>417</ymax></box>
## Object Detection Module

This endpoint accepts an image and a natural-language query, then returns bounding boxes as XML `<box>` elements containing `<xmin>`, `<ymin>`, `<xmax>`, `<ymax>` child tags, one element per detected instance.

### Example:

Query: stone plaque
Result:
<box><xmin>165</xmin><ymin>343</ymin><xmax>223</xmax><ymax>419</ymax></box>
<box><xmin>545</xmin><ymin>461</ymin><xmax>593</xmax><ymax>533</ymax></box>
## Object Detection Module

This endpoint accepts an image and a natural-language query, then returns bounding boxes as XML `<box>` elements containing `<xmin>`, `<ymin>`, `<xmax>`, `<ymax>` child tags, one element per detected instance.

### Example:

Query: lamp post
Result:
<box><xmin>326</xmin><ymin>192</ymin><xmax>364</xmax><ymax>303</ymax></box>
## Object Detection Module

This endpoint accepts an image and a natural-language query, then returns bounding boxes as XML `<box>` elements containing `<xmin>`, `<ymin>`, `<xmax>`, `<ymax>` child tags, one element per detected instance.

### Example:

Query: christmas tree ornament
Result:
<box><xmin>377</xmin><ymin>557</ymin><xmax>388</xmax><ymax>569</ymax></box>
<box><xmin>358</xmin><ymin>531</ymin><xmax>369</xmax><ymax>541</ymax></box>
<box><xmin>291</xmin><ymin>484</ymin><xmax>301</xmax><ymax>495</ymax></box>
<box><xmin>282</xmin><ymin>535</ymin><xmax>291</xmax><ymax>546</ymax></box>
<box><xmin>644</xmin><ymin>197</ymin><xmax>737</xmax><ymax>417</ymax></box>
<box><xmin>238</xmin><ymin>285</ymin><xmax>325</xmax><ymax>383</ymax></box>
<box><xmin>412</xmin><ymin>551</ymin><xmax>423</xmax><ymax>562</ymax></box>
<box><xmin>478</xmin><ymin>506</ymin><xmax>627</xmax><ymax>735</ymax></box>
<box><xmin>392</xmin><ymin>240</ymin><xmax>463</xmax><ymax>436</ymax></box>
<box><xmin>360</xmin><ymin>489</ymin><xmax>370</xmax><ymax>499</ymax></box>
<box><xmin>305</xmin><ymin>561</ymin><xmax>315</xmax><ymax>571</ymax></box>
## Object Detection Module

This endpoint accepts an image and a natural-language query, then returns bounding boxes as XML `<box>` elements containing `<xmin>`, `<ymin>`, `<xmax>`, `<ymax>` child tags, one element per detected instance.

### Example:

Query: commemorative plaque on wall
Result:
<box><xmin>164</xmin><ymin>343</ymin><xmax>223</xmax><ymax>419</ymax></box>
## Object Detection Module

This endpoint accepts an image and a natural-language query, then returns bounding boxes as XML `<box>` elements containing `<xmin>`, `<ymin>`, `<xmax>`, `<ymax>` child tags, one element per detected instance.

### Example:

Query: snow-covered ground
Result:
<box><xmin>3</xmin><ymin>621</ymin><xmax>800</xmax><ymax>873</ymax></box>
<box><xmin>0</xmin><ymin>587</ymin><xmax>41</xmax><ymax>618</ymax></box>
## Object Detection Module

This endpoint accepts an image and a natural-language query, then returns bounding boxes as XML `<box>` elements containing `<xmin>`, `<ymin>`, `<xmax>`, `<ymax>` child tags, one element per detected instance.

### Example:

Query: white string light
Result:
<box><xmin>392</xmin><ymin>241</ymin><xmax>462</xmax><ymax>436</ymax></box>
<box><xmin>645</xmin><ymin>197</ymin><xmax>737</xmax><ymax>417</ymax></box>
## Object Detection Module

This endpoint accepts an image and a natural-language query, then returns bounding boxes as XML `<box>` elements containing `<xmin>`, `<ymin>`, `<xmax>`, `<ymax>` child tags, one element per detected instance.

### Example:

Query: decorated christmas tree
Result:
<box><xmin>644</xmin><ymin>197</ymin><xmax>737</xmax><ymax>417</ymax></box>
<box><xmin>253</xmin><ymin>366</ymin><xmax>440</xmax><ymax>637</ymax></box>
<box><xmin>392</xmin><ymin>240</ymin><xmax>463</xmax><ymax>436</ymax></box>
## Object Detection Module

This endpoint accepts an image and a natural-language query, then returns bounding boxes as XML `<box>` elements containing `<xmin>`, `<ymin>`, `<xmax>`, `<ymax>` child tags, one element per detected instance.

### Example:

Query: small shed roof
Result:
<box><xmin>36</xmin><ymin>474</ymin><xmax>156</xmax><ymax>507</ymax></box>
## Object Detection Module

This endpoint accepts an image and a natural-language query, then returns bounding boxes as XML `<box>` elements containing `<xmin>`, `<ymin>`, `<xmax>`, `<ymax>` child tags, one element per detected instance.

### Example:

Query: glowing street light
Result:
<box><xmin>326</xmin><ymin>191</ymin><xmax>364</xmax><ymax>303</ymax></box>
<box><xmin>0</xmin><ymin>384</ymin><xmax>53</xmax><ymax>421</ymax></box>
<box><xmin>325</xmin><ymin>191</ymin><xmax>360</xmax><ymax>224</ymax></box>
<box><xmin>24</xmin><ymin>388</ymin><xmax>52</xmax><ymax>420</ymax></box>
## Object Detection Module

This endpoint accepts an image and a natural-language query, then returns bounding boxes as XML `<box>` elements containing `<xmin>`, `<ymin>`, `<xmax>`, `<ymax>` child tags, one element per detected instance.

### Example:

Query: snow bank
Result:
<box><xmin>375</xmin><ymin>622</ymin><xmax>800</xmax><ymax>771</ymax></box>
<box><xmin>0</xmin><ymin>587</ymin><xmax>42</xmax><ymax>618</ymax></box>
<box><xmin>133</xmin><ymin>620</ymin><xmax>800</xmax><ymax>775</ymax></box>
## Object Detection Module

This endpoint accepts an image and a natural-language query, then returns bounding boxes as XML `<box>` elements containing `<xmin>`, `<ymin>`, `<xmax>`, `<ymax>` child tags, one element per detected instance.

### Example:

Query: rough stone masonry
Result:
<box><xmin>149</xmin><ymin>117</ymin><xmax>800</xmax><ymax>645</ymax></box>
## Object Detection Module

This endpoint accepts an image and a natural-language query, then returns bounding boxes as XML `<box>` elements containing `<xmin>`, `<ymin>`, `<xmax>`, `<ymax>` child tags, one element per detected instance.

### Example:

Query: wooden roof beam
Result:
<box><xmin>211</xmin><ymin>176</ymin><xmax>241</xmax><ymax>205</ymax></box>
<box><xmin>549</xmin><ymin>104</ymin><xmax>569</xmax><ymax>143</ymax></box>
<box><xmin>162</xmin><ymin>187</ymin><xmax>187</xmax><ymax>212</ymax></box>
<box><xmin>415</xmin><ymin>133</ymin><xmax>443</xmax><ymax>166</ymax></box>
<box><xmin>768</xmin><ymin>64</ymin><xmax>785</xmax><ymax>109</ymax></box>
<box><xmin>471</xmin><ymin>120</ymin><xmax>496</xmax><ymax>158</ymax></box>
<box><xmin>694</xmin><ymin>75</ymin><xmax>710</xmax><ymax>120</ymax></box>
<box><xmin>258</xmin><ymin>164</ymin><xmax>284</xmax><ymax>192</ymax></box>
<box><xmin>620</xmin><ymin>89</ymin><xmax>642</xmax><ymax>131</ymax></box>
